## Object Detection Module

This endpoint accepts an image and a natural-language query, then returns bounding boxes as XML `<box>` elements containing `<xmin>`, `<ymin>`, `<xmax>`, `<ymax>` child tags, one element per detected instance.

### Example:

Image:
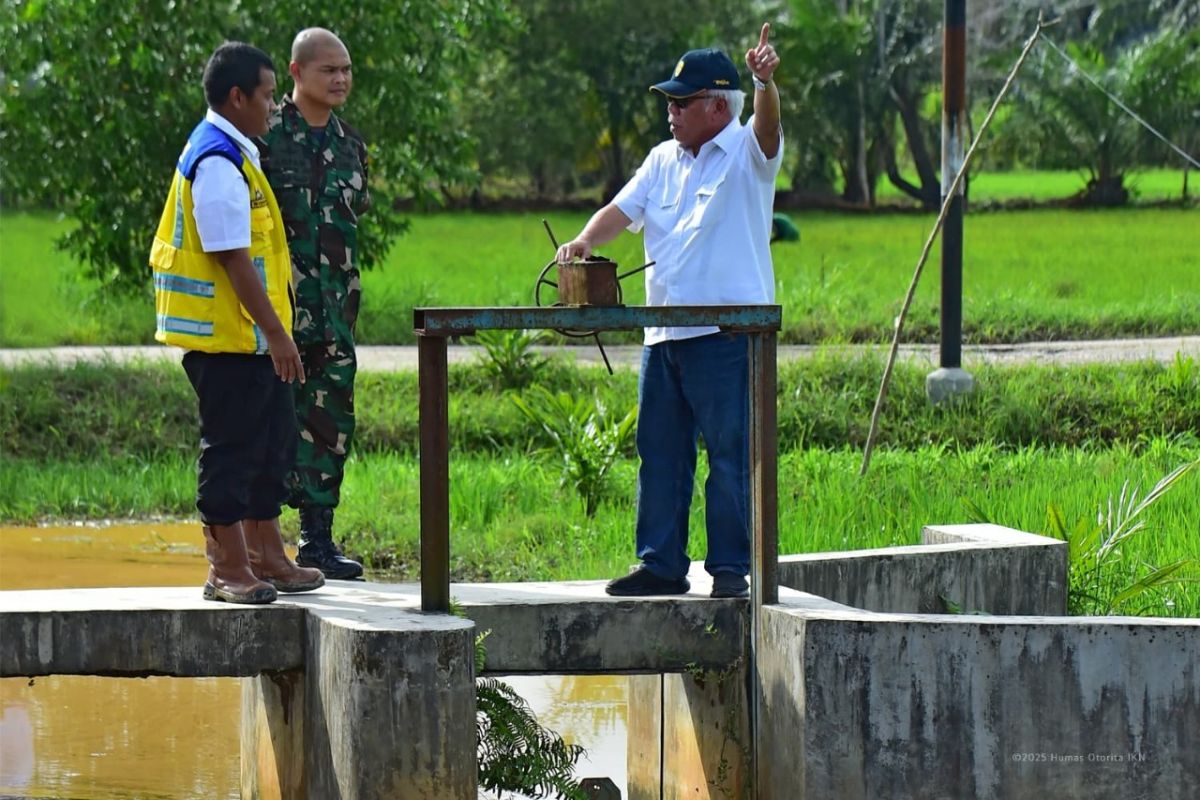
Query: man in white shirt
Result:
<box><xmin>556</xmin><ymin>25</ymin><xmax>782</xmax><ymax>599</ymax></box>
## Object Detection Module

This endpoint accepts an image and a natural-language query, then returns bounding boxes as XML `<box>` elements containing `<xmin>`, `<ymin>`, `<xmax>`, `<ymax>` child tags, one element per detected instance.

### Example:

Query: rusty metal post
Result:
<box><xmin>747</xmin><ymin>329</ymin><xmax>778</xmax><ymax>799</ymax></box>
<box><xmin>417</xmin><ymin>332</ymin><xmax>450</xmax><ymax>612</ymax></box>
<box><xmin>748</xmin><ymin>331</ymin><xmax>778</xmax><ymax>606</ymax></box>
<box><xmin>929</xmin><ymin>0</ymin><xmax>976</xmax><ymax>404</ymax></box>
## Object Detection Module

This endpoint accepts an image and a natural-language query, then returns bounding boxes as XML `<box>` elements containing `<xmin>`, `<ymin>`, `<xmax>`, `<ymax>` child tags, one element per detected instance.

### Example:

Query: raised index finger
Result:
<box><xmin>758</xmin><ymin>23</ymin><xmax>770</xmax><ymax>49</ymax></box>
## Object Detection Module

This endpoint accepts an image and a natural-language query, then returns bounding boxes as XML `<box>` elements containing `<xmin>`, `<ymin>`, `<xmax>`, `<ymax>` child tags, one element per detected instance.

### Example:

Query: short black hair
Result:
<box><xmin>202</xmin><ymin>42</ymin><xmax>275</xmax><ymax>108</ymax></box>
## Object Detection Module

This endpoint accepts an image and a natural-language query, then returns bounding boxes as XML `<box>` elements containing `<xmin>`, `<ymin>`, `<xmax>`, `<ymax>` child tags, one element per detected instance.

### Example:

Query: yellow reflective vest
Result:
<box><xmin>151</xmin><ymin>120</ymin><xmax>293</xmax><ymax>353</ymax></box>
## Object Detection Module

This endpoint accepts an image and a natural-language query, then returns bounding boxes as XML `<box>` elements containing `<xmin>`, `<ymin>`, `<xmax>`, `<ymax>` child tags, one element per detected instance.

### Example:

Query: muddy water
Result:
<box><xmin>0</xmin><ymin>523</ymin><xmax>627</xmax><ymax>798</ymax></box>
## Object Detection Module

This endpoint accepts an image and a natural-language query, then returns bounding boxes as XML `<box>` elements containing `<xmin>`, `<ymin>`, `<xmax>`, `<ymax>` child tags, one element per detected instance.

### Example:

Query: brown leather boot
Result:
<box><xmin>202</xmin><ymin>524</ymin><xmax>277</xmax><ymax>604</ymax></box>
<box><xmin>244</xmin><ymin>518</ymin><xmax>325</xmax><ymax>593</ymax></box>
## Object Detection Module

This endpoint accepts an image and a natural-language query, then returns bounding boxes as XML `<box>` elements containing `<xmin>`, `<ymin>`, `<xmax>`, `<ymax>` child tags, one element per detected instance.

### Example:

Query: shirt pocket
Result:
<box><xmin>644</xmin><ymin>183</ymin><xmax>680</xmax><ymax>240</ymax></box>
<box><xmin>687</xmin><ymin>173</ymin><xmax>728</xmax><ymax>231</ymax></box>
<box><xmin>331</xmin><ymin>170</ymin><xmax>367</xmax><ymax>219</ymax></box>
<box><xmin>657</xmin><ymin>182</ymin><xmax>681</xmax><ymax>211</ymax></box>
<box><xmin>325</xmin><ymin>175</ymin><xmax>362</xmax><ymax>226</ymax></box>
<box><xmin>271</xmin><ymin>163</ymin><xmax>314</xmax><ymax>219</ymax></box>
<box><xmin>249</xmin><ymin>205</ymin><xmax>275</xmax><ymax>245</ymax></box>
<box><xmin>325</xmin><ymin>149</ymin><xmax>369</xmax><ymax>222</ymax></box>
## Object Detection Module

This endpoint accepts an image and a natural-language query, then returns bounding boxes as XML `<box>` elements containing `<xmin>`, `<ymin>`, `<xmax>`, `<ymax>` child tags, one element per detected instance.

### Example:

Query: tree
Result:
<box><xmin>1006</xmin><ymin>20</ymin><xmax>1199</xmax><ymax>205</ymax></box>
<box><xmin>1125</xmin><ymin>26</ymin><xmax>1200</xmax><ymax>199</ymax></box>
<box><xmin>774</xmin><ymin>0</ymin><xmax>945</xmax><ymax>208</ymax></box>
<box><xmin>0</xmin><ymin>0</ymin><xmax>509</xmax><ymax>292</ymax></box>
<box><xmin>773</xmin><ymin>0</ymin><xmax>880</xmax><ymax>202</ymax></box>
<box><xmin>465</xmin><ymin>0</ymin><xmax>761</xmax><ymax>202</ymax></box>
<box><xmin>983</xmin><ymin>0</ymin><xmax>1198</xmax><ymax>204</ymax></box>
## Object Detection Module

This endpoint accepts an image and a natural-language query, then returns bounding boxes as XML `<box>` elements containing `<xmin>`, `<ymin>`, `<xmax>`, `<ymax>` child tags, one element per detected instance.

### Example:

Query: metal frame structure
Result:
<box><xmin>414</xmin><ymin>305</ymin><xmax>781</xmax><ymax>613</ymax></box>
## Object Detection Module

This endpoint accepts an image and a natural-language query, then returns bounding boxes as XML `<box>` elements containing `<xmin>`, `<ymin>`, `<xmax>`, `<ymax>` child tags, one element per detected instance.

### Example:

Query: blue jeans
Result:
<box><xmin>634</xmin><ymin>332</ymin><xmax>749</xmax><ymax>580</ymax></box>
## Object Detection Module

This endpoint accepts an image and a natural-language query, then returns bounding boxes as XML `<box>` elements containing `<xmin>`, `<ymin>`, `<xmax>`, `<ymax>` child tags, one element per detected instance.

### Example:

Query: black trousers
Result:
<box><xmin>182</xmin><ymin>352</ymin><xmax>297</xmax><ymax>526</ymax></box>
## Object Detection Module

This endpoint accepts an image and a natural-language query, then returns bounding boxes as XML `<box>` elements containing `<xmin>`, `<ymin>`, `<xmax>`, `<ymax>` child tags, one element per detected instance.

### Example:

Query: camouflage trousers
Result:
<box><xmin>288</xmin><ymin>340</ymin><xmax>357</xmax><ymax>509</ymax></box>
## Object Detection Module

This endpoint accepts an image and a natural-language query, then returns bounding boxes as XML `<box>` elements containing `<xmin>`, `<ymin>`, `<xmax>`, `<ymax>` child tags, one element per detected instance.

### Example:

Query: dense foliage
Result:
<box><xmin>1</xmin><ymin>0</ymin><xmax>1195</xmax><ymax>292</ymax></box>
<box><xmin>0</xmin><ymin>0</ymin><xmax>509</xmax><ymax>291</ymax></box>
<box><xmin>1002</xmin><ymin>23</ymin><xmax>1200</xmax><ymax>204</ymax></box>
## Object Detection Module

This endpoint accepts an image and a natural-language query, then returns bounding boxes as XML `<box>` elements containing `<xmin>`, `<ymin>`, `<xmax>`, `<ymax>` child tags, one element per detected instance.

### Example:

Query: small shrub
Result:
<box><xmin>511</xmin><ymin>387</ymin><xmax>637</xmax><ymax>517</ymax></box>
<box><xmin>473</xmin><ymin>329</ymin><xmax>549</xmax><ymax>390</ymax></box>
<box><xmin>1044</xmin><ymin>460</ymin><xmax>1199</xmax><ymax>616</ymax></box>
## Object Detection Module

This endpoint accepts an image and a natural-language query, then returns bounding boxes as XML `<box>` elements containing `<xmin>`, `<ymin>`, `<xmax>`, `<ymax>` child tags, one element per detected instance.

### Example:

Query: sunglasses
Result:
<box><xmin>668</xmin><ymin>94</ymin><xmax>709</xmax><ymax>110</ymax></box>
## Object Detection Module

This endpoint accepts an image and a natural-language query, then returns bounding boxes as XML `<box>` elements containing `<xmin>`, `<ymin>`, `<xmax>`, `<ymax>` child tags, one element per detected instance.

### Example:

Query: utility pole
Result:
<box><xmin>927</xmin><ymin>0</ymin><xmax>976</xmax><ymax>404</ymax></box>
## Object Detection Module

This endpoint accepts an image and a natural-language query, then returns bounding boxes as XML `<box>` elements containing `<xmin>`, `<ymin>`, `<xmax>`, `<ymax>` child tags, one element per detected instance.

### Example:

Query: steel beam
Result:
<box><xmin>414</xmin><ymin>305</ymin><xmax>781</xmax><ymax>336</ymax></box>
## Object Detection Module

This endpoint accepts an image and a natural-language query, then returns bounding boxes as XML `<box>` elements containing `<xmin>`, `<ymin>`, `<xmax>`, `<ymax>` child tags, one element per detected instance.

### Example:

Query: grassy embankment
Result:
<box><xmin>2</xmin><ymin>356</ymin><xmax>1197</xmax><ymax>614</ymax></box>
<box><xmin>2</xmin><ymin>199</ymin><xmax>1197</xmax><ymax>348</ymax></box>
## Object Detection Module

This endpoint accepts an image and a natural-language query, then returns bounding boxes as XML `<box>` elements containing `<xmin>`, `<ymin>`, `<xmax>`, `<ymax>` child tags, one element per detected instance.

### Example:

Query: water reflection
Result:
<box><xmin>503</xmin><ymin>675</ymin><xmax>627</xmax><ymax>788</ymax></box>
<box><xmin>0</xmin><ymin>523</ymin><xmax>239</xmax><ymax>800</ymax></box>
<box><xmin>0</xmin><ymin>523</ymin><xmax>626</xmax><ymax>798</ymax></box>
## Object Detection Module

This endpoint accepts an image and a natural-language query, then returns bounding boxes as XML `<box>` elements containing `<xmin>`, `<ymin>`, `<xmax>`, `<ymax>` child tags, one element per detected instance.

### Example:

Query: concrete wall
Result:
<box><xmin>0</xmin><ymin>590</ymin><xmax>305</xmax><ymax>677</ymax></box>
<box><xmin>242</xmin><ymin>607</ymin><xmax>478</xmax><ymax>800</ymax></box>
<box><xmin>777</xmin><ymin>523</ymin><xmax>1067</xmax><ymax>615</ymax></box>
<box><xmin>758</xmin><ymin>597</ymin><xmax>1200</xmax><ymax>800</ymax></box>
<box><xmin>462</xmin><ymin>585</ymin><xmax>745</xmax><ymax>674</ymax></box>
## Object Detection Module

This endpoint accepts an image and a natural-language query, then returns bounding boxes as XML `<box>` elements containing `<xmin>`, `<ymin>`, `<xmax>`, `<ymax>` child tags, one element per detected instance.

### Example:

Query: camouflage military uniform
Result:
<box><xmin>258</xmin><ymin>95</ymin><xmax>370</xmax><ymax>510</ymax></box>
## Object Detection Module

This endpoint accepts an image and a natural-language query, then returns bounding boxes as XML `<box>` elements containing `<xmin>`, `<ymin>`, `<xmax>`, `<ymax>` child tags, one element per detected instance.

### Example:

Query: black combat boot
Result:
<box><xmin>296</xmin><ymin>507</ymin><xmax>364</xmax><ymax>580</ymax></box>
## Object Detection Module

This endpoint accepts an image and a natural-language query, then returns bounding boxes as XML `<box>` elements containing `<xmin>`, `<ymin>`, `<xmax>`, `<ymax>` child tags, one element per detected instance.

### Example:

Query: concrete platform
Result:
<box><xmin>0</xmin><ymin>577</ymin><xmax>746</xmax><ymax>798</ymax></box>
<box><xmin>0</xmin><ymin>578</ymin><xmax>746</xmax><ymax>678</ymax></box>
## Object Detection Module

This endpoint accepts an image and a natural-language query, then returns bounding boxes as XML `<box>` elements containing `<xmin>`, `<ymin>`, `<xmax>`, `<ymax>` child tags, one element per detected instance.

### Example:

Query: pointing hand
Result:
<box><xmin>746</xmin><ymin>23</ymin><xmax>778</xmax><ymax>82</ymax></box>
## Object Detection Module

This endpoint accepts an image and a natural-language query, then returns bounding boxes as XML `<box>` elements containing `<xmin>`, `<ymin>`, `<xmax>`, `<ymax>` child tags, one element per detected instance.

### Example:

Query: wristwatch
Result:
<box><xmin>752</xmin><ymin>74</ymin><xmax>771</xmax><ymax>91</ymax></box>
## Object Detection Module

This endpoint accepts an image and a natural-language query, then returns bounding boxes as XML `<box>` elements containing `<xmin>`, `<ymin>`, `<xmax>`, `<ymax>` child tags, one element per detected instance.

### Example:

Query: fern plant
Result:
<box><xmin>468</xmin><ymin>627</ymin><xmax>587</xmax><ymax>800</ymax></box>
<box><xmin>511</xmin><ymin>387</ymin><xmax>637</xmax><ymax>517</ymax></box>
<box><xmin>477</xmin><ymin>677</ymin><xmax>587</xmax><ymax>799</ymax></box>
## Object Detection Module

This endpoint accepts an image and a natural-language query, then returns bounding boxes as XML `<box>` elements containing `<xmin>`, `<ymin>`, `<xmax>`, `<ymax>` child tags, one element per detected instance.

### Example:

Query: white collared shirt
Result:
<box><xmin>614</xmin><ymin>116</ymin><xmax>783</xmax><ymax>344</ymax></box>
<box><xmin>191</xmin><ymin>109</ymin><xmax>261</xmax><ymax>253</ymax></box>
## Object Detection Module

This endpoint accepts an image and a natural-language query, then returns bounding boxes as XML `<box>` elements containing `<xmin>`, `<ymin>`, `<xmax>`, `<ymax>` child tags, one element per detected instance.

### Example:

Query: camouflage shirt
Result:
<box><xmin>258</xmin><ymin>95</ymin><xmax>371</xmax><ymax>346</ymax></box>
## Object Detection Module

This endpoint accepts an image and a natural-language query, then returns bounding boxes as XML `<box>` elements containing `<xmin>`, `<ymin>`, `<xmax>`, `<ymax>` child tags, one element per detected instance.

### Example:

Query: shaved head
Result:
<box><xmin>291</xmin><ymin>28</ymin><xmax>348</xmax><ymax>64</ymax></box>
<box><xmin>288</xmin><ymin>27</ymin><xmax>354</xmax><ymax>120</ymax></box>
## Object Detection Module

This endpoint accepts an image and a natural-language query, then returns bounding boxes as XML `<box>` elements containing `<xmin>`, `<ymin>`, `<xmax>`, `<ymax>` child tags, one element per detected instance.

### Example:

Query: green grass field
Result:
<box><xmin>875</xmin><ymin>167</ymin><xmax>1194</xmax><ymax>203</ymax></box>
<box><xmin>2</xmin><ymin>201</ymin><xmax>1197</xmax><ymax>347</ymax></box>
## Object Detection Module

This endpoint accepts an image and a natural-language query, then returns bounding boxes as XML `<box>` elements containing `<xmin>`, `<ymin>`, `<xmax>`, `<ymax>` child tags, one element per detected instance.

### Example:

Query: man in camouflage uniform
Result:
<box><xmin>259</xmin><ymin>28</ymin><xmax>368</xmax><ymax>579</ymax></box>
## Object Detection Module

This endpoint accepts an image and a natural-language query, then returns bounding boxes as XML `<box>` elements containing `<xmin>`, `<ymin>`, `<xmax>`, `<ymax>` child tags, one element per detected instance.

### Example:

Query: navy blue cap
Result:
<box><xmin>650</xmin><ymin>48</ymin><xmax>739</xmax><ymax>97</ymax></box>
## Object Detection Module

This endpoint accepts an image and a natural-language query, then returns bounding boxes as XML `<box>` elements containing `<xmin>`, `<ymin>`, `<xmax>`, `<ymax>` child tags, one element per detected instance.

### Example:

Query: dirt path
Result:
<box><xmin>1</xmin><ymin>336</ymin><xmax>1196</xmax><ymax>372</ymax></box>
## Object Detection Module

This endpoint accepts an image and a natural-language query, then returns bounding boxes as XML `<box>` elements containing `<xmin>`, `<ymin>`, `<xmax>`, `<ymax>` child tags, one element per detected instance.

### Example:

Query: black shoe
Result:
<box><xmin>297</xmin><ymin>507</ymin><xmax>364</xmax><ymax>580</ymax></box>
<box><xmin>605</xmin><ymin>566</ymin><xmax>690</xmax><ymax>597</ymax></box>
<box><xmin>711</xmin><ymin>573</ymin><xmax>749</xmax><ymax>599</ymax></box>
